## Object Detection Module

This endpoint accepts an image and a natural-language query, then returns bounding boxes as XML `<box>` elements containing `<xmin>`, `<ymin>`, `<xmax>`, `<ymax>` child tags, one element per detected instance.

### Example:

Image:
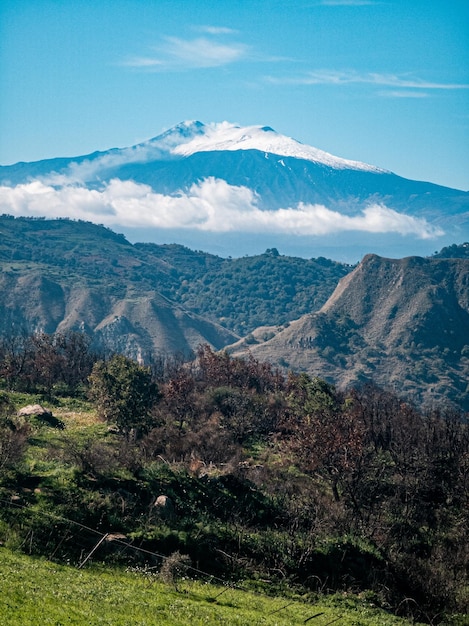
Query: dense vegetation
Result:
<box><xmin>0</xmin><ymin>331</ymin><xmax>467</xmax><ymax>624</ymax></box>
<box><xmin>431</xmin><ymin>242</ymin><xmax>469</xmax><ymax>259</ymax></box>
<box><xmin>137</xmin><ymin>242</ymin><xmax>352</xmax><ymax>334</ymax></box>
<box><xmin>0</xmin><ymin>215</ymin><xmax>351</xmax><ymax>335</ymax></box>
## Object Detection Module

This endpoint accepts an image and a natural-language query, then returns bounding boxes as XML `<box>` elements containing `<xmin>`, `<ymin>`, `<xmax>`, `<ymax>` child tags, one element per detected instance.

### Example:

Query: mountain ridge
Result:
<box><xmin>0</xmin><ymin>215</ymin><xmax>350</xmax><ymax>357</ymax></box>
<box><xmin>167</xmin><ymin>121</ymin><xmax>385</xmax><ymax>171</ymax></box>
<box><xmin>1</xmin><ymin>215</ymin><xmax>469</xmax><ymax>409</ymax></box>
<box><xmin>229</xmin><ymin>252</ymin><xmax>469</xmax><ymax>409</ymax></box>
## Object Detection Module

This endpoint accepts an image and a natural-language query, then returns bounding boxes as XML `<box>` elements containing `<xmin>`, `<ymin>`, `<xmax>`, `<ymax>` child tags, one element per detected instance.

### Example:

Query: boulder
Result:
<box><xmin>18</xmin><ymin>404</ymin><xmax>52</xmax><ymax>418</ymax></box>
<box><xmin>17</xmin><ymin>404</ymin><xmax>64</xmax><ymax>429</ymax></box>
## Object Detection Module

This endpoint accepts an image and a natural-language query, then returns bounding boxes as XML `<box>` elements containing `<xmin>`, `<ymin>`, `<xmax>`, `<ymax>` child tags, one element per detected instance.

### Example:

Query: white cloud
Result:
<box><xmin>195</xmin><ymin>26</ymin><xmax>238</xmax><ymax>35</ymax></box>
<box><xmin>121</xmin><ymin>57</ymin><xmax>164</xmax><ymax>68</ymax></box>
<box><xmin>162</xmin><ymin>36</ymin><xmax>248</xmax><ymax>67</ymax></box>
<box><xmin>121</xmin><ymin>31</ymin><xmax>248</xmax><ymax>70</ymax></box>
<box><xmin>0</xmin><ymin>181</ymin><xmax>115</xmax><ymax>219</ymax></box>
<box><xmin>267</xmin><ymin>70</ymin><xmax>469</xmax><ymax>90</ymax></box>
<box><xmin>0</xmin><ymin>177</ymin><xmax>443</xmax><ymax>240</ymax></box>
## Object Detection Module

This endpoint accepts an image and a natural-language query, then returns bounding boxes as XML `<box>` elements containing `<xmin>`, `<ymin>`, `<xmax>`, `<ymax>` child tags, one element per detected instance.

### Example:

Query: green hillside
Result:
<box><xmin>156</xmin><ymin>247</ymin><xmax>350</xmax><ymax>335</ymax></box>
<box><xmin>0</xmin><ymin>548</ymin><xmax>427</xmax><ymax>626</ymax></box>
<box><xmin>0</xmin><ymin>344</ymin><xmax>467</xmax><ymax>624</ymax></box>
<box><xmin>0</xmin><ymin>215</ymin><xmax>352</xmax><ymax>336</ymax></box>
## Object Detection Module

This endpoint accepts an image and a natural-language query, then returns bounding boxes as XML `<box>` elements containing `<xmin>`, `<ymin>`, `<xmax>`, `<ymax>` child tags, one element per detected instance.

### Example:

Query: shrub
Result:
<box><xmin>159</xmin><ymin>551</ymin><xmax>191</xmax><ymax>591</ymax></box>
<box><xmin>88</xmin><ymin>355</ymin><xmax>160</xmax><ymax>439</ymax></box>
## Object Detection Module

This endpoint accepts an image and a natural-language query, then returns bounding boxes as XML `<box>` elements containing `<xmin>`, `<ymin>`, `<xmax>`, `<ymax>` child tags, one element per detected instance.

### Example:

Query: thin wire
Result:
<box><xmin>1</xmin><ymin>498</ymin><xmax>350</xmax><ymax>623</ymax></box>
<box><xmin>0</xmin><ymin>498</ymin><xmax>296</xmax><ymax>601</ymax></box>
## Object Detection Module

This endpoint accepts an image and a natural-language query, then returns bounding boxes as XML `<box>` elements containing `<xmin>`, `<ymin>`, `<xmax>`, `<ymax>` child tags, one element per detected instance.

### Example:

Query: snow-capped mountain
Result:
<box><xmin>168</xmin><ymin>121</ymin><xmax>384</xmax><ymax>171</ymax></box>
<box><xmin>1</xmin><ymin>121</ymin><xmax>468</xmax><ymax>261</ymax></box>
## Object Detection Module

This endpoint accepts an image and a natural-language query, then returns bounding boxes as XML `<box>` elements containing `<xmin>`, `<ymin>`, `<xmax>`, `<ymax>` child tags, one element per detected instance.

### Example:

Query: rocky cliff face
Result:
<box><xmin>229</xmin><ymin>254</ymin><xmax>469</xmax><ymax>409</ymax></box>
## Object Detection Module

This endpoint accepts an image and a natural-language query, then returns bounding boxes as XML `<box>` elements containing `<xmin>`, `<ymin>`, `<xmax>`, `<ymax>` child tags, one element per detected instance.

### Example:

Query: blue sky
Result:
<box><xmin>1</xmin><ymin>0</ymin><xmax>468</xmax><ymax>190</ymax></box>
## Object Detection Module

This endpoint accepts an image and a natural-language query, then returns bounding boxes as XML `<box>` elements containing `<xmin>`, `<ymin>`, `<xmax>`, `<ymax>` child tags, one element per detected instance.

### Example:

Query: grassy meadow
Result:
<box><xmin>0</xmin><ymin>548</ymin><xmax>427</xmax><ymax>626</ymax></box>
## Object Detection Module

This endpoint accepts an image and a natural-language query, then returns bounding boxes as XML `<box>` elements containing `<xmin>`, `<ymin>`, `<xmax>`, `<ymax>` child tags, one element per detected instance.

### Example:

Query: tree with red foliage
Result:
<box><xmin>284</xmin><ymin>372</ymin><xmax>365</xmax><ymax>502</ymax></box>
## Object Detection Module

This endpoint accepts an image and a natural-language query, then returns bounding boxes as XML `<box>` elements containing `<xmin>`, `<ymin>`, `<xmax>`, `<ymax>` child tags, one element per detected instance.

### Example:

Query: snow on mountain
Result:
<box><xmin>3</xmin><ymin>120</ymin><xmax>387</xmax><ymax>184</ymax></box>
<box><xmin>159</xmin><ymin>121</ymin><xmax>385</xmax><ymax>172</ymax></box>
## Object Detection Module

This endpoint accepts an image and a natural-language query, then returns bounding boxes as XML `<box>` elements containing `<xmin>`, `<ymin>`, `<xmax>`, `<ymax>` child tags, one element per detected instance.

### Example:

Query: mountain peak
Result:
<box><xmin>164</xmin><ymin>121</ymin><xmax>384</xmax><ymax>172</ymax></box>
<box><xmin>1</xmin><ymin>119</ymin><xmax>466</xmax><ymax>260</ymax></box>
<box><xmin>145</xmin><ymin>120</ymin><xmax>206</xmax><ymax>149</ymax></box>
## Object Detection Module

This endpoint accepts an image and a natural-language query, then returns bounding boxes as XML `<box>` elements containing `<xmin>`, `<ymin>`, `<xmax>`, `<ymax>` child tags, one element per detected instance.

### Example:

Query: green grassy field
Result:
<box><xmin>0</xmin><ymin>548</ymin><xmax>425</xmax><ymax>626</ymax></box>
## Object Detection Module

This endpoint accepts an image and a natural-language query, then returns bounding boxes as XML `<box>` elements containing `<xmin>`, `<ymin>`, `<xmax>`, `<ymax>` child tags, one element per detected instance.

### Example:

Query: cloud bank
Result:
<box><xmin>0</xmin><ymin>177</ymin><xmax>442</xmax><ymax>239</ymax></box>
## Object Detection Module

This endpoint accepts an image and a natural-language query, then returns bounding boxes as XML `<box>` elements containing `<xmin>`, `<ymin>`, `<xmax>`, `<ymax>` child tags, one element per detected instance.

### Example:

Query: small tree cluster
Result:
<box><xmin>88</xmin><ymin>354</ymin><xmax>160</xmax><ymax>439</ymax></box>
<box><xmin>0</xmin><ymin>331</ymin><xmax>97</xmax><ymax>396</ymax></box>
<box><xmin>139</xmin><ymin>346</ymin><xmax>286</xmax><ymax>464</ymax></box>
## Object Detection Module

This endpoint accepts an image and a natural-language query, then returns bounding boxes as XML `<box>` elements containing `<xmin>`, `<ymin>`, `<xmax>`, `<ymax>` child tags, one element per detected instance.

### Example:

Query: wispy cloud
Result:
<box><xmin>378</xmin><ymin>90</ymin><xmax>430</xmax><ymax>99</ymax></box>
<box><xmin>195</xmin><ymin>25</ymin><xmax>238</xmax><ymax>35</ymax></box>
<box><xmin>121</xmin><ymin>57</ymin><xmax>163</xmax><ymax>69</ymax></box>
<box><xmin>0</xmin><ymin>178</ymin><xmax>442</xmax><ymax>239</ymax></box>
<box><xmin>121</xmin><ymin>28</ymin><xmax>249</xmax><ymax>70</ymax></box>
<box><xmin>39</xmin><ymin>144</ymin><xmax>170</xmax><ymax>185</ymax></box>
<box><xmin>320</xmin><ymin>0</ymin><xmax>379</xmax><ymax>5</ymax></box>
<box><xmin>267</xmin><ymin>69</ymin><xmax>469</xmax><ymax>91</ymax></box>
<box><xmin>161</xmin><ymin>36</ymin><xmax>248</xmax><ymax>68</ymax></box>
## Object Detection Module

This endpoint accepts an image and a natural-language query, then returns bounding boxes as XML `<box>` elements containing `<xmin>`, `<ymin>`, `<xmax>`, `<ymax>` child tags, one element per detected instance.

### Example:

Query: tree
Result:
<box><xmin>284</xmin><ymin>373</ymin><xmax>365</xmax><ymax>502</ymax></box>
<box><xmin>26</xmin><ymin>333</ymin><xmax>67</xmax><ymax>396</ymax></box>
<box><xmin>53</xmin><ymin>331</ymin><xmax>96</xmax><ymax>394</ymax></box>
<box><xmin>0</xmin><ymin>333</ymin><xmax>30</xmax><ymax>391</ymax></box>
<box><xmin>88</xmin><ymin>354</ymin><xmax>159</xmax><ymax>439</ymax></box>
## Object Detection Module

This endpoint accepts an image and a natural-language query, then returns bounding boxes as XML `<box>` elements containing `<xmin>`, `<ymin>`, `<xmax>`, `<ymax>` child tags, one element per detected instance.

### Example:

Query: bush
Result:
<box><xmin>159</xmin><ymin>551</ymin><xmax>191</xmax><ymax>591</ymax></box>
<box><xmin>88</xmin><ymin>355</ymin><xmax>160</xmax><ymax>439</ymax></box>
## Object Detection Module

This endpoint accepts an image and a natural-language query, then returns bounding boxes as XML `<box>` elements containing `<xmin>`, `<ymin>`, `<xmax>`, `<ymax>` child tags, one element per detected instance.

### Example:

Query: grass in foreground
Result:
<box><xmin>0</xmin><ymin>548</ymin><xmax>424</xmax><ymax>626</ymax></box>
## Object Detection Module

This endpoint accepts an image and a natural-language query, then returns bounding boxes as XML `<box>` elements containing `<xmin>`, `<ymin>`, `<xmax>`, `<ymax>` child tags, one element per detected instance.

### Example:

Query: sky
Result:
<box><xmin>0</xmin><ymin>0</ymin><xmax>468</xmax><ymax>194</ymax></box>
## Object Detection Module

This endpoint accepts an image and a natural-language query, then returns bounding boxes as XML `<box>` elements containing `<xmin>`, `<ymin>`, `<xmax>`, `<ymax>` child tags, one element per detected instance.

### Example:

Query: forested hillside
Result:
<box><xmin>0</xmin><ymin>215</ymin><xmax>351</xmax><ymax>340</ymax></box>
<box><xmin>137</xmin><ymin>242</ymin><xmax>351</xmax><ymax>334</ymax></box>
<box><xmin>0</xmin><ymin>338</ymin><xmax>467</xmax><ymax>624</ymax></box>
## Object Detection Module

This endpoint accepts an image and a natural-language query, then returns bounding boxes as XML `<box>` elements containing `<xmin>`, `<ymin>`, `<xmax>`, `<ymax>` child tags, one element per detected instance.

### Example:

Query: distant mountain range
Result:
<box><xmin>0</xmin><ymin>216</ymin><xmax>468</xmax><ymax>409</ymax></box>
<box><xmin>1</xmin><ymin>121</ymin><xmax>468</xmax><ymax>260</ymax></box>
<box><xmin>0</xmin><ymin>215</ymin><xmax>349</xmax><ymax>359</ymax></box>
